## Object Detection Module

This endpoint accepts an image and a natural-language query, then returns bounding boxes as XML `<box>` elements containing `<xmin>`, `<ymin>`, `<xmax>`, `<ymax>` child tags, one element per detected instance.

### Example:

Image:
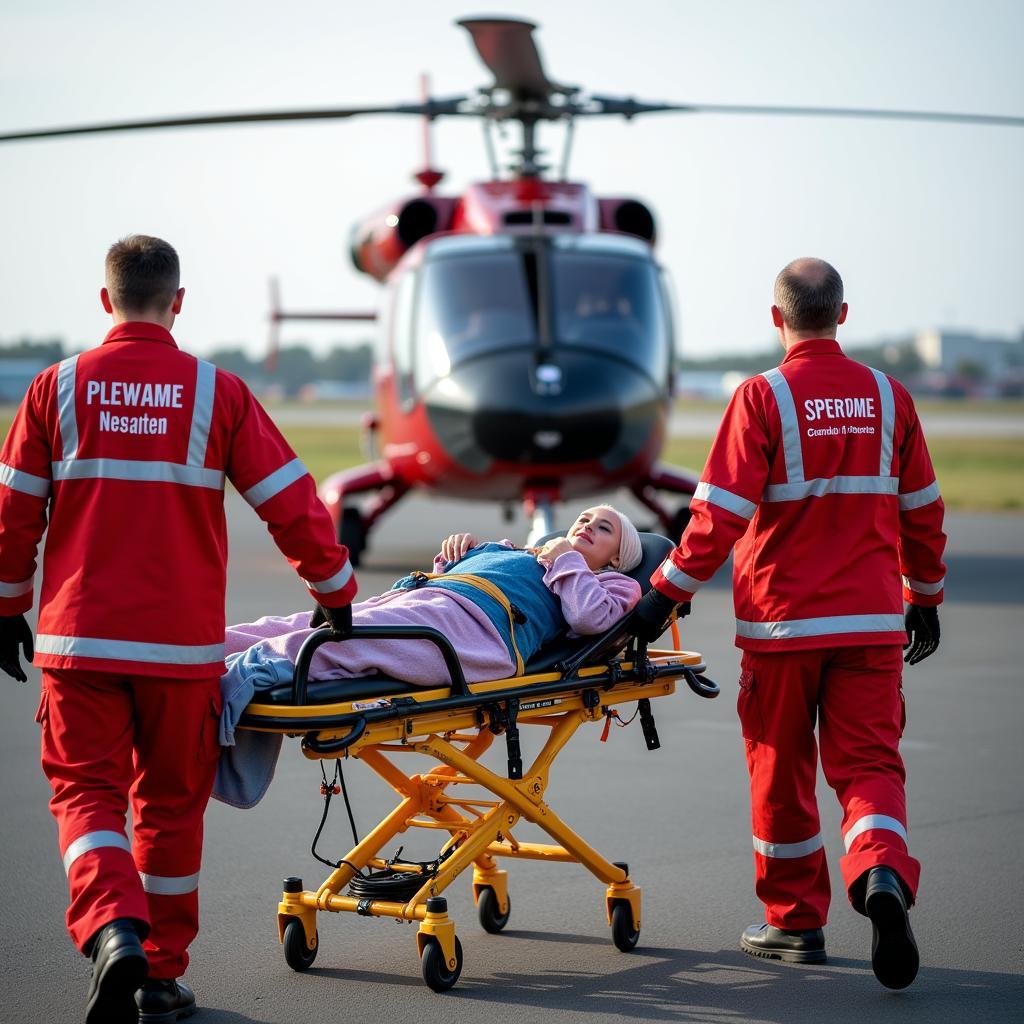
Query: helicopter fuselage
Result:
<box><xmin>320</xmin><ymin>190</ymin><xmax>684</xmax><ymax>540</ymax></box>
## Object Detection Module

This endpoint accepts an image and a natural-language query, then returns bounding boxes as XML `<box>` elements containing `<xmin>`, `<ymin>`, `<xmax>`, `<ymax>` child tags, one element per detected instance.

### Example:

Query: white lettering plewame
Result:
<box><xmin>85</xmin><ymin>380</ymin><xmax>184</xmax><ymax>408</ymax></box>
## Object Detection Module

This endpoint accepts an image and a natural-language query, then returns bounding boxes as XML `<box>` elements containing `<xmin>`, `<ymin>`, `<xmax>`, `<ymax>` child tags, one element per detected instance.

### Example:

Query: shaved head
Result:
<box><xmin>774</xmin><ymin>258</ymin><xmax>844</xmax><ymax>332</ymax></box>
<box><xmin>105</xmin><ymin>235</ymin><xmax>180</xmax><ymax>317</ymax></box>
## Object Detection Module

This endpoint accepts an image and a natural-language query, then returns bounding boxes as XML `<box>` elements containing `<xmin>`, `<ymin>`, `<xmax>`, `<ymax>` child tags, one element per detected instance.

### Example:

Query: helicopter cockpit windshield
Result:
<box><xmin>550</xmin><ymin>236</ymin><xmax>671</xmax><ymax>377</ymax></box>
<box><xmin>411</xmin><ymin>235</ymin><xmax>672</xmax><ymax>392</ymax></box>
<box><xmin>415</xmin><ymin>242</ymin><xmax>537</xmax><ymax>383</ymax></box>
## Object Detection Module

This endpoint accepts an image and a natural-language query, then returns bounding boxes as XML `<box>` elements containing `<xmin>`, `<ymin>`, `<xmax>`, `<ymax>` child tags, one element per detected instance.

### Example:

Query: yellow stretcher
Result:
<box><xmin>237</xmin><ymin>533</ymin><xmax>718</xmax><ymax>991</ymax></box>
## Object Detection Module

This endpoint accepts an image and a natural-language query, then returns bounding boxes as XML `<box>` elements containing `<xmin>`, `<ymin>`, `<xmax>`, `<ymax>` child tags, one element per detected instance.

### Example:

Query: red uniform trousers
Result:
<box><xmin>737</xmin><ymin>645</ymin><xmax>920</xmax><ymax>930</ymax></box>
<box><xmin>38</xmin><ymin>670</ymin><xmax>221</xmax><ymax>979</ymax></box>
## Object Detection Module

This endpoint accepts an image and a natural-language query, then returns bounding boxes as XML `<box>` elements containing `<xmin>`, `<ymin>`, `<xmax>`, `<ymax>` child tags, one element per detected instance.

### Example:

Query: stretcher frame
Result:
<box><xmin>238</xmin><ymin>614</ymin><xmax>716</xmax><ymax>991</ymax></box>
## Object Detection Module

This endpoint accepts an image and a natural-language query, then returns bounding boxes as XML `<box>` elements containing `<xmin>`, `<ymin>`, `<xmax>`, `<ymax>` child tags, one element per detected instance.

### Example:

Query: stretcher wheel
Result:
<box><xmin>282</xmin><ymin>919</ymin><xmax>318</xmax><ymax>971</ymax></box>
<box><xmin>420</xmin><ymin>936</ymin><xmax>463</xmax><ymax>992</ymax></box>
<box><xmin>610</xmin><ymin>902</ymin><xmax>639</xmax><ymax>952</ymax></box>
<box><xmin>476</xmin><ymin>887</ymin><xmax>511</xmax><ymax>933</ymax></box>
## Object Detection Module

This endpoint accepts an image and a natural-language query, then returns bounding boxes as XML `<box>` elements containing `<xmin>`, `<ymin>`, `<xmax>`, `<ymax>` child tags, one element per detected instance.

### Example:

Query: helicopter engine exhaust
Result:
<box><xmin>350</xmin><ymin>196</ymin><xmax>457</xmax><ymax>280</ymax></box>
<box><xmin>598</xmin><ymin>198</ymin><xmax>656</xmax><ymax>243</ymax></box>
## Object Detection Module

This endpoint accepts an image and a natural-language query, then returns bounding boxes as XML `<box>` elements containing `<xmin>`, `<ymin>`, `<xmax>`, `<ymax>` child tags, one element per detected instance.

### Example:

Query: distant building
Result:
<box><xmin>914</xmin><ymin>329</ymin><xmax>1024</xmax><ymax>377</ymax></box>
<box><xmin>0</xmin><ymin>359</ymin><xmax>46</xmax><ymax>403</ymax></box>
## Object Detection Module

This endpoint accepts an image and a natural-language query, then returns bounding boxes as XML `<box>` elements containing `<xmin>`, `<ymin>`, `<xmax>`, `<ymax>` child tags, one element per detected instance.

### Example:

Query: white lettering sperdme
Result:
<box><xmin>803</xmin><ymin>396</ymin><xmax>876</xmax><ymax>422</ymax></box>
<box><xmin>85</xmin><ymin>380</ymin><xmax>184</xmax><ymax>408</ymax></box>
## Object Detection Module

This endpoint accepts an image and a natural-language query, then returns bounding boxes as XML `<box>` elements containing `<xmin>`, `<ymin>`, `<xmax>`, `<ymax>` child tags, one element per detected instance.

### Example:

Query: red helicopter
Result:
<box><xmin>3</xmin><ymin>17</ymin><xmax>1020</xmax><ymax>563</ymax></box>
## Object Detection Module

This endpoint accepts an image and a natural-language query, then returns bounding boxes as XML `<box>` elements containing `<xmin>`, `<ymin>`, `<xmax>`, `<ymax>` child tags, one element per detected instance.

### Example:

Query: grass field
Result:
<box><xmin>1</xmin><ymin>404</ymin><xmax>1021</xmax><ymax>512</ymax></box>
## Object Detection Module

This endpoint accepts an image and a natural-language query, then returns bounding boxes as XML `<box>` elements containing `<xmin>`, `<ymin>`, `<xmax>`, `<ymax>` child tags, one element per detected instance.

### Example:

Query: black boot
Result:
<box><xmin>85</xmin><ymin>919</ymin><xmax>148</xmax><ymax>1024</ymax></box>
<box><xmin>136</xmin><ymin>978</ymin><xmax>197</xmax><ymax>1023</ymax></box>
<box><xmin>740</xmin><ymin>922</ymin><xmax>827</xmax><ymax>964</ymax></box>
<box><xmin>864</xmin><ymin>866</ymin><xmax>919</xmax><ymax>989</ymax></box>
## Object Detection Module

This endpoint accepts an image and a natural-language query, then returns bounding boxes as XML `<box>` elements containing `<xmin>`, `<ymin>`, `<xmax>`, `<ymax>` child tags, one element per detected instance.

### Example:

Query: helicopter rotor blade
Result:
<box><xmin>585</xmin><ymin>95</ymin><xmax>1024</xmax><ymax>128</ymax></box>
<box><xmin>0</xmin><ymin>98</ymin><xmax>471</xmax><ymax>143</ymax></box>
<box><xmin>458</xmin><ymin>17</ymin><xmax>571</xmax><ymax>99</ymax></box>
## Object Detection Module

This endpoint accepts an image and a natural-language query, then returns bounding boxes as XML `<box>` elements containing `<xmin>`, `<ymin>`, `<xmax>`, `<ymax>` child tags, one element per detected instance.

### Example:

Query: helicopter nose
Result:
<box><xmin>423</xmin><ymin>351</ymin><xmax>661</xmax><ymax>472</ymax></box>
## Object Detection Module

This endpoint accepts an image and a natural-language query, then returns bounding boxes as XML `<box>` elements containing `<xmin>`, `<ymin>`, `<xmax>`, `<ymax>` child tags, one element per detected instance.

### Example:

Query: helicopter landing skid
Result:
<box><xmin>319</xmin><ymin>464</ymin><xmax>411</xmax><ymax>566</ymax></box>
<box><xmin>630</xmin><ymin>463</ymin><xmax>701</xmax><ymax>539</ymax></box>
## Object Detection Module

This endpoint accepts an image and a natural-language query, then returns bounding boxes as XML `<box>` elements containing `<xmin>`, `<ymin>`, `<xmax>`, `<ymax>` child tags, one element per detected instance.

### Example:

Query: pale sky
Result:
<box><xmin>0</xmin><ymin>0</ymin><xmax>1021</xmax><ymax>361</ymax></box>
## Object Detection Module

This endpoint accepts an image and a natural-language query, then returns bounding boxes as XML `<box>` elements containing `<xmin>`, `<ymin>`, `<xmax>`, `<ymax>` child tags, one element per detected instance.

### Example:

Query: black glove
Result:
<box><xmin>311</xmin><ymin>603</ymin><xmax>352</xmax><ymax>636</ymax></box>
<box><xmin>904</xmin><ymin>605</ymin><xmax>940</xmax><ymax>665</ymax></box>
<box><xmin>632</xmin><ymin>590</ymin><xmax>690</xmax><ymax>644</ymax></box>
<box><xmin>0</xmin><ymin>614</ymin><xmax>34</xmax><ymax>683</ymax></box>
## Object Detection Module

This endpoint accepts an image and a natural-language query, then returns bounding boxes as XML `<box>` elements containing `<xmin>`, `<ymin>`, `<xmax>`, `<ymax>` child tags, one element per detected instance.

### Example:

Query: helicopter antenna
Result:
<box><xmin>482</xmin><ymin>119</ymin><xmax>499</xmax><ymax>178</ymax></box>
<box><xmin>414</xmin><ymin>73</ymin><xmax>444</xmax><ymax>191</ymax></box>
<box><xmin>559</xmin><ymin>116</ymin><xmax>576</xmax><ymax>181</ymax></box>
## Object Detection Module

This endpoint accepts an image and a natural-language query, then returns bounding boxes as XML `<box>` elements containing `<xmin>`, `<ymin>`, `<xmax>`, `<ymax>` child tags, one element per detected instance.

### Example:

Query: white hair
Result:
<box><xmin>597</xmin><ymin>505</ymin><xmax>643</xmax><ymax>573</ymax></box>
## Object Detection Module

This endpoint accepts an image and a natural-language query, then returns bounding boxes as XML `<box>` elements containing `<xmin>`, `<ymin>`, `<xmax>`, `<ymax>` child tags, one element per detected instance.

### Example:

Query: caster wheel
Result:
<box><xmin>477</xmin><ymin>887</ymin><xmax>511</xmax><ymax>933</ymax></box>
<box><xmin>282</xmin><ymin>918</ymin><xmax>318</xmax><ymax>971</ymax></box>
<box><xmin>340</xmin><ymin>506</ymin><xmax>366</xmax><ymax>566</ymax></box>
<box><xmin>610</xmin><ymin>902</ymin><xmax>639</xmax><ymax>952</ymax></box>
<box><xmin>420</xmin><ymin>936</ymin><xmax>463</xmax><ymax>992</ymax></box>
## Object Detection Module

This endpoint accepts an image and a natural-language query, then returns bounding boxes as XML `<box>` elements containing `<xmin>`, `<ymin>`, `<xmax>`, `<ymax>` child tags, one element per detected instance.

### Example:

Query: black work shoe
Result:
<box><xmin>85</xmin><ymin>919</ymin><xmax>148</xmax><ymax>1024</ymax></box>
<box><xmin>136</xmin><ymin>978</ymin><xmax>197</xmax><ymax>1023</ymax></box>
<box><xmin>865</xmin><ymin>867</ymin><xmax>919</xmax><ymax>989</ymax></box>
<box><xmin>740</xmin><ymin>922</ymin><xmax>827</xmax><ymax>964</ymax></box>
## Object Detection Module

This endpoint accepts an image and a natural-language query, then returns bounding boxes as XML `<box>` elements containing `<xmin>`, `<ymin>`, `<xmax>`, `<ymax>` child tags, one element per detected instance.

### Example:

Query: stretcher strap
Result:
<box><xmin>408</xmin><ymin>571</ymin><xmax>527</xmax><ymax>674</ymax></box>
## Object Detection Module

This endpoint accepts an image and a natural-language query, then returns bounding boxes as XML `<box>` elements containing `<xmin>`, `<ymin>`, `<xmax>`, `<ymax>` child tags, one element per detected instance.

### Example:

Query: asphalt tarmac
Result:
<box><xmin>2</xmin><ymin>495</ymin><xmax>1022</xmax><ymax>1024</ymax></box>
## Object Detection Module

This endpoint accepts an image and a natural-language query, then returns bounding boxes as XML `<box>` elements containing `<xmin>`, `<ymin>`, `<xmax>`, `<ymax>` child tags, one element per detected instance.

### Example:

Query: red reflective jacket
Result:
<box><xmin>0</xmin><ymin>322</ymin><xmax>356</xmax><ymax>678</ymax></box>
<box><xmin>651</xmin><ymin>339</ymin><xmax>946</xmax><ymax>651</ymax></box>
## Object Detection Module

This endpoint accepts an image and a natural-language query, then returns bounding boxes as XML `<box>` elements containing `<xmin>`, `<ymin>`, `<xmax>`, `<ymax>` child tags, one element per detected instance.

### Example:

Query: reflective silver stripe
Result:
<box><xmin>736</xmin><ymin>613</ymin><xmax>906</xmax><ymax>640</ymax></box>
<box><xmin>0</xmin><ymin>576</ymin><xmax>33</xmax><ymax>597</ymax></box>
<box><xmin>139</xmin><ymin>871</ymin><xmax>200</xmax><ymax>896</ymax></box>
<box><xmin>870</xmin><ymin>367</ymin><xmax>896</xmax><ymax>475</ymax></box>
<box><xmin>764</xmin><ymin>476</ymin><xmax>899</xmax><ymax>501</ymax></box>
<box><xmin>844</xmin><ymin>813</ymin><xmax>908</xmax><ymax>852</ymax></box>
<box><xmin>903</xmin><ymin>575</ymin><xmax>944</xmax><ymax>596</ymax></box>
<box><xmin>35</xmin><ymin>634</ymin><xmax>224</xmax><ymax>665</ymax></box>
<box><xmin>303</xmin><ymin>560</ymin><xmax>355</xmax><ymax>595</ymax></box>
<box><xmin>660</xmin><ymin>560</ymin><xmax>706</xmax><ymax>593</ymax></box>
<box><xmin>0</xmin><ymin>462</ymin><xmax>50</xmax><ymax>497</ymax></box>
<box><xmin>899</xmin><ymin>481</ymin><xmax>941</xmax><ymax>511</ymax></box>
<box><xmin>52</xmin><ymin>459</ymin><xmax>225</xmax><ymax>490</ymax></box>
<box><xmin>56</xmin><ymin>354</ymin><xmax>80</xmax><ymax>460</ymax></box>
<box><xmin>694</xmin><ymin>481</ymin><xmax>757</xmax><ymax>520</ymax></box>
<box><xmin>242</xmin><ymin>458</ymin><xmax>308</xmax><ymax>508</ymax></box>
<box><xmin>62</xmin><ymin>830</ymin><xmax>131</xmax><ymax>873</ymax></box>
<box><xmin>752</xmin><ymin>832</ymin><xmax>823</xmax><ymax>859</ymax></box>
<box><xmin>186</xmin><ymin>359</ymin><xmax>217</xmax><ymax>466</ymax></box>
<box><xmin>761</xmin><ymin>368</ymin><xmax>804</xmax><ymax>483</ymax></box>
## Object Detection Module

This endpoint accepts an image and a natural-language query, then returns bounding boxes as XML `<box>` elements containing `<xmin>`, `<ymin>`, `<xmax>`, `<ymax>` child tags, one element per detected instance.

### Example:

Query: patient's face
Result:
<box><xmin>567</xmin><ymin>507</ymin><xmax>622</xmax><ymax>571</ymax></box>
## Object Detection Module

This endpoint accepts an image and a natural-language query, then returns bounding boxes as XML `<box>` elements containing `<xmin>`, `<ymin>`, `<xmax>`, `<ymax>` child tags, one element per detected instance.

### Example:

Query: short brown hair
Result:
<box><xmin>105</xmin><ymin>235</ymin><xmax>180</xmax><ymax>314</ymax></box>
<box><xmin>774</xmin><ymin>258</ymin><xmax>844</xmax><ymax>332</ymax></box>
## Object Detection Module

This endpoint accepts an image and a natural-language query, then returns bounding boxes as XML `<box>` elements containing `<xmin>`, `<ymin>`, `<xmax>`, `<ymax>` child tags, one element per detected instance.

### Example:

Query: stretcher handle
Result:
<box><xmin>304</xmin><ymin>717</ymin><xmax>367</xmax><ymax>755</ymax></box>
<box><xmin>683</xmin><ymin>667</ymin><xmax>719</xmax><ymax>699</ymax></box>
<box><xmin>292</xmin><ymin>624</ymin><xmax>470</xmax><ymax>704</ymax></box>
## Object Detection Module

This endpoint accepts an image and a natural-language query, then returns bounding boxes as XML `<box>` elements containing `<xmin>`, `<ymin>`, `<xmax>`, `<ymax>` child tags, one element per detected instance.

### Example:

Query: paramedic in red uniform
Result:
<box><xmin>0</xmin><ymin>236</ymin><xmax>358</xmax><ymax>1024</ymax></box>
<box><xmin>635</xmin><ymin>258</ymin><xmax>945</xmax><ymax>990</ymax></box>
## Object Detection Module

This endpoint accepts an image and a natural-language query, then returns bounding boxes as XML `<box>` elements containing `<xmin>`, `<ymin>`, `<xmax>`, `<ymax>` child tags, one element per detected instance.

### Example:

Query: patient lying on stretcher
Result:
<box><xmin>223</xmin><ymin>505</ymin><xmax>644</xmax><ymax>694</ymax></box>
<box><xmin>214</xmin><ymin>506</ymin><xmax>643</xmax><ymax>808</ymax></box>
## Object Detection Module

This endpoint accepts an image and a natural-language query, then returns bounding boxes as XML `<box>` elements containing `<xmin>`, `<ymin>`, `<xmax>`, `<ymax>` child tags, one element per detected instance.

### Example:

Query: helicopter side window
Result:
<box><xmin>552</xmin><ymin>253</ymin><xmax>670</xmax><ymax>382</ymax></box>
<box><xmin>391</xmin><ymin>271</ymin><xmax>418</xmax><ymax>404</ymax></box>
<box><xmin>413</xmin><ymin>253</ymin><xmax>536</xmax><ymax>388</ymax></box>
